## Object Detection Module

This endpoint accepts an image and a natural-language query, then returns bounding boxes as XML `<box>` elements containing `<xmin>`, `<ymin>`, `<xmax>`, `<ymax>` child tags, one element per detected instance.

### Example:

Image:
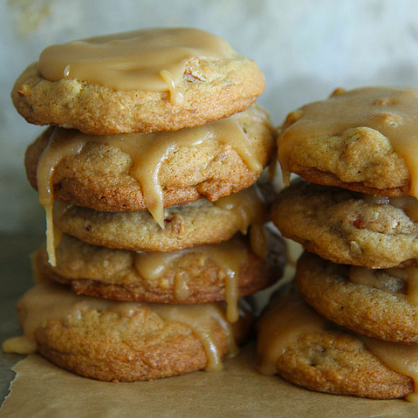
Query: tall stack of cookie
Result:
<box><xmin>259</xmin><ymin>87</ymin><xmax>418</xmax><ymax>401</ymax></box>
<box><xmin>4</xmin><ymin>28</ymin><xmax>284</xmax><ymax>381</ymax></box>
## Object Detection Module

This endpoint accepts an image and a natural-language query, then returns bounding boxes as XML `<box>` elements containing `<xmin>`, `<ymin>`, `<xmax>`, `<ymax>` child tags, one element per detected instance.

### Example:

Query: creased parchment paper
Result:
<box><xmin>1</xmin><ymin>344</ymin><xmax>417</xmax><ymax>418</ymax></box>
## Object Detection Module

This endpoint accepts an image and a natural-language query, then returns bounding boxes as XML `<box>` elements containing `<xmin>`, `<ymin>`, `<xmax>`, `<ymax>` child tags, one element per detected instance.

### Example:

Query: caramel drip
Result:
<box><xmin>153</xmin><ymin>303</ymin><xmax>238</xmax><ymax>372</ymax></box>
<box><xmin>249</xmin><ymin>223</ymin><xmax>268</xmax><ymax>258</ymax></box>
<box><xmin>278</xmin><ymin>87</ymin><xmax>418</xmax><ymax>196</ymax></box>
<box><xmin>36</xmin><ymin>130</ymin><xmax>85</xmax><ymax>265</ymax></box>
<box><xmin>361</xmin><ymin>336</ymin><xmax>418</xmax><ymax>402</ymax></box>
<box><xmin>349</xmin><ymin>266</ymin><xmax>389</xmax><ymax>290</ymax></box>
<box><xmin>38</xmin><ymin>28</ymin><xmax>234</xmax><ymax>100</ymax></box>
<box><xmin>406</xmin><ymin>269</ymin><xmax>418</xmax><ymax>306</ymax></box>
<box><xmin>349</xmin><ymin>266</ymin><xmax>418</xmax><ymax>305</ymax></box>
<box><xmin>2</xmin><ymin>282</ymin><xmax>237</xmax><ymax>372</ymax></box>
<box><xmin>134</xmin><ymin>240</ymin><xmax>248</xmax><ymax>322</ymax></box>
<box><xmin>159</xmin><ymin>69</ymin><xmax>184</xmax><ymax>105</ymax></box>
<box><xmin>214</xmin><ymin>186</ymin><xmax>267</xmax><ymax>257</ymax></box>
<box><xmin>257</xmin><ymin>288</ymin><xmax>327</xmax><ymax>375</ymax></box>
<box><xmin>173</xmin><ymin>272</ymin><xmax>190</xmax><ymax>301</ymax></box>
<box><xmin>41</xmin><ymin>110</ymin><xmax>261</xmax><ymax>229</ymax></box>
<box><xmin>388</xmin><ymin>268</ymin><xmax>418</xmax><ymax>306</ymax></box>
<box><xmin>2</xmin><ymin>336</ymin><xmax>37</xmax><ymax>355</ymax></box>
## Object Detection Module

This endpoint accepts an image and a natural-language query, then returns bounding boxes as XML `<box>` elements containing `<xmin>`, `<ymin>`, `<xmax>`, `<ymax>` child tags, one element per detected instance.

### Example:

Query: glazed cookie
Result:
<box><xmin>36</xmin><ymin>233</ymin><xmax>284</xmax><ymax>313</ymax></box>
<box><xmin>271</xmin><ymin>179</ymin><xmax>418</xmax><ymax>268</ymax></box>
<box><xmin>257</xmin><ymin>284</ymin><xmax>414</xmax><ymax>400</ymax></box>
<box><xmin>53</xmin><ymin>185</ymin><xmax>266</xmax><ymax>252</ymax></box>
<box><xmin>12</xmin><ymin>28</ymin><xmax>265</xmax><ymax>135</ymax></box>
<box><xmin>3</xmin><ymin>282</ymin><xmax>252</xmax><ymax>381</ymax></box>
<box><xmin>25</xmin><ymin>105</ymin><xmax>275</xmax><ymax>217</ymax></box>
<box><xmin>296</xmin><ymin>251</ymin><xmax>418</xmax><ymax>344</ymax></box>
<box><xmin>277</xmin><ymin>87</ymin><xmax>418</xmax><ymax>198</ymax></box>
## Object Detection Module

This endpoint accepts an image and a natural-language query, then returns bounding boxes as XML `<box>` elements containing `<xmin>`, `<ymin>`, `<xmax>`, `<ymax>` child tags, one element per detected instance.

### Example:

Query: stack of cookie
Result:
<box><xmin>260</xmin><ymin>87</ymin><xmax>418</xmax><ymax>401</ymax></box>
<box><xmin>4</xmin><ymin>28</ymin><xmax>284</xmax><ymax>381</ymax></box>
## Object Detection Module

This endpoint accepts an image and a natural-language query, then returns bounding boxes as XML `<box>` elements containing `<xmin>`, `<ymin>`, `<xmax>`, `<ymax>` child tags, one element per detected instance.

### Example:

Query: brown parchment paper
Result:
<box><xmin>1</xmin><ymin>344</ymin><xmax>417</xmax><ymax>418</ymax></box>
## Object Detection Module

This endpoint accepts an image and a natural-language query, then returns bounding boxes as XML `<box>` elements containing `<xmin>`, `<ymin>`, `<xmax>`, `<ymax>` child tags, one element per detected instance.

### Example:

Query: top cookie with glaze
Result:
<box><xmin>277</xmin><ymin>87</ymin><xmax>418</xmax><ymax>198</ymax></box>
<box><xmin>11</xmin><ymin>28</ymin><xmax>265</xmax><ymax>135</ymax></box>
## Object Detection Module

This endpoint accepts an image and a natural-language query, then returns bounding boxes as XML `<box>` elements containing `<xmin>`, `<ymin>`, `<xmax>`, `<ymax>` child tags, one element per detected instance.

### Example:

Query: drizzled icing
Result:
<box><xmin>135</xmin><ymin>239</ymin><xmax>248</xmax><ymax>323</ymax></box>
<box><xmin>37</xmin><ymin>107</ymin><xmax>265</xmax><ymax>265</ymax></box>
<box><xmin>38</xmin><ymin>28</ymin><xmax>235</xmax><ymax>103</ymax></box>
<box><xmin>257</xmin><ymin>287</ymin><xmax>327</xmax><ymax>376</ymax></box>
<box><xmin>349</xmin><ymin>265</ymin><xmax>418</xmax><ymax>306</ymax></box>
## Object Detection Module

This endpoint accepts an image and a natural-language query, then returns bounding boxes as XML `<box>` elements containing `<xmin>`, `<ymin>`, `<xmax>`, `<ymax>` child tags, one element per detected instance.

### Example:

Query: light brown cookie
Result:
<box><xmin>277</xmin><ymin>87</ymin><xmax>418</xmax><ymax>198</ymax></box>
<box><xmin>53</xmin><ymin>185</ymin><xmax>266</xmax><ymax>252</ymax></box>
<box><xmin>257</xmin><ymin>284</ymin><xmax>414</xmax><ymax>399</ymax></box>
<box><xmin>25</xmin><ymin>105</ymin><xmax>275</xmax><ymax>213</ymax></box>
<box><xmin>296</xmin><ymin>251</ymin><xmax>418</xmax><ymax>344</ymax></box>
<box><xmin>5</xmin><ymin>282</ymin><xmax>252</xmax><ymax>381</ymax></box>
<box><xmin>37</xmin><ymin>233</ymin><xmax>284</xmax><ymax>306</ymax></box>
<box><xmin>271</xmin><ymin>179</ymin><xmax>418</xmax><ymax>268</ymax></box>
<box><xmin>11</xmin><ymin>29</ymin><xmax>265</xmax><ymax>135</ymax></box>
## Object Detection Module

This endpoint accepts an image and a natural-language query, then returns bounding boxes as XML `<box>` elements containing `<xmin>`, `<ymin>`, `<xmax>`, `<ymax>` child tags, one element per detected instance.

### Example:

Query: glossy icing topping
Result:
<box><xmin>278</xmin><ymin>87</ymin><xmax>418</xmax><ymax>196</ymax></box>
<box><xmin>38</xmin><ymin>28</ymin><xmax>235</xmax><ymax>103</ymax></box>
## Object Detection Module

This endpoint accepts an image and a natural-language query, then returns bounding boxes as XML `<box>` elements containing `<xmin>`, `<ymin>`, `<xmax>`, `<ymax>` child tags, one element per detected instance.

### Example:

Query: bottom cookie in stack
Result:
<box><xmin>4</xmin><ymin>281</ymin><xmax>254</xmax><ymax>381</ymax></box>
<box><xmin>258</xmin><ymin>284</ymin><xmax>418</xmax><ymax>401</ymax></box>
<box><xmin>256</xmin><ymin>283</ymin><xmax>418</xmax><ymax>401</ymax></box>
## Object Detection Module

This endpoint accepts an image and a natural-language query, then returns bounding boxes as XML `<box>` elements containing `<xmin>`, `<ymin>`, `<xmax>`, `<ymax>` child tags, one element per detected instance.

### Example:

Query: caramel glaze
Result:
<box><xmin>257</xmin><ymin>286</ymin><xmax>327</xmax><ymax>376</ymax></box>
<box><xmin>39</xmin><ymin>28</ymin><xmax>235</xmax><ymax>104</ymax></box>
<box><xmin>213</xmin><ymin>186</ymin><xmax>267</xmax><ymax>258</ymax></box>
<box><xmin>361</xmin><ymin>337</ymin><xmax>418</xmax><ymax>402</ymax></box>
<box><xmin>134</xmin><ymin>239</ymin><xmax>249</xmax><ymax>322</ymax></box>
<box><xmin>349</xmin><ymin>265</ymin><xmax>418</xmax><ymax>307</ymax></box>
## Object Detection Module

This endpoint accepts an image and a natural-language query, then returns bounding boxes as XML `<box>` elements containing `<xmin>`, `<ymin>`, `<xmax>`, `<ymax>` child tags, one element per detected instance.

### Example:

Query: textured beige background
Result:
<box><xmin>1</xmin><ymin>0</ymin><xmax>418</xmax><ymax>233</ymax></box>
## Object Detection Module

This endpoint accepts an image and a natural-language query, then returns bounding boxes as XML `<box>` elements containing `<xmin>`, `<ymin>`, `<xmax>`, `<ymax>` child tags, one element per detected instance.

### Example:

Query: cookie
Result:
<box><xmin>53</xmin><ymin>185</ymin><xmax>266</xmax><ymax>252</ymax></box>
<box><xmin>257</xmin><ymin>284</ymin><xmax>414</xmax><ymax>399</ymax></box>
<box><xmin>3</xmin><ymin>282</ymin><xmax>253</xmax><ymax>381</ymax></box>
<box><xmin>271</xmin><ymin>179</ymin><xmax>418</xmax><ymax>268</ymax></box>
<box><xmin>295</xmin><ymin>251</ymin><xmax>418</xmax><ymax>344</ymax></box>
<box><xmin>277</xmin><ymin>87</ymin><xmax>418</xmax><ymax>198</ymax></box>
<box><xmin>36</xmin><ymin>233</ymin><xmax>284</xmax><ymax>317</ymax></box>
<box><xmin>11</xmin><ymin>28</ymin><xmax>265</xmax><ymax>135</ymax></box>
<box><xmin>25</xmin><ymin>105</ymin><xmax>275</xmax><ymax>216</ymax></box>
